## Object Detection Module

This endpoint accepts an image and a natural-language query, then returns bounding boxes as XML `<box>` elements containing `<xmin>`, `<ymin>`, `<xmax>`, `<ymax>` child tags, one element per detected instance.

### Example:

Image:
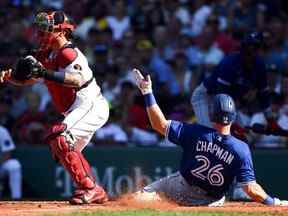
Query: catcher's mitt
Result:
<box><xmin>12</xmin><ymin>56</ymin><xmax>43</xmax><ymax>81</ymax></box>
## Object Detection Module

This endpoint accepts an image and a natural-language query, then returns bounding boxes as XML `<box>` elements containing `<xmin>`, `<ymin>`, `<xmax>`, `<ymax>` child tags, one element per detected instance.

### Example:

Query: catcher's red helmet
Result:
<box><xmin>33</xmin><ymin>11</ymin><xmax>75</xmax><ymax>49</ymax></box>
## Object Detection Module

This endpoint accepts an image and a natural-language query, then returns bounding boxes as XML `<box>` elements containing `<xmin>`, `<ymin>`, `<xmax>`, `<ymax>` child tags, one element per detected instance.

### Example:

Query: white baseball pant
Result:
<box><xmin>63</xmin><ymin>94</ymin><xmax>109</xmax><ymax>151</ymax></box>
<box><xmin>0</xmin><ymin>158</ymin><xmax>22</xmax><ymax>199</ymax></box>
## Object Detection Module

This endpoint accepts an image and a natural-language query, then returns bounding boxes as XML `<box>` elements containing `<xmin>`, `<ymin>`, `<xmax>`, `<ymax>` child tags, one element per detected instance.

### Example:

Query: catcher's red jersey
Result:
<box><xmin>36</xmin><ymin>45</ymin><xmax>99</xmax><ymax>113</ymax></box>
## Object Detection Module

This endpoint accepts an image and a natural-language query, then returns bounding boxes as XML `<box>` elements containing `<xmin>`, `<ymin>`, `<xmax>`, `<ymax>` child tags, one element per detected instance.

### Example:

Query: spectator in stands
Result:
<box><xmin>195</xmin><ymin>25</ymin><xmax>224</xmax><ymax>81</ymax></box>
<box><xmin>190</xmin><ymin>0</ymin><xmax>213</xmax><ymax>36</ymax></box>
<box><xmin>0</xmin><ymin>91</ymin><xmax>14</xmax><ymax>129</ymax></box>
<box><xmin>0</xmin><ymin>0</ymin><xmax>288</xmax><ymax>150</ymax></box>
<box><xmin>266</xmin><ymin>64</ymin><xmax>281</xmax><ymax>93</ymax></box>
<box><xmin>169</xmin><ymin>50</ymin><xmax>198</xmax><ymax>97</ymax></box>
<box><xmin>136</xmin><ymin>39</ymin><xmax>178</xmax><ymax>97</ymax></box>
<box><xmin>229</xmin><ymin>0</ymin><xmax>266</xmax><ymax>32</ymax></box>
<box><xmin>106</xmin><ymin>0</ymin><xmax>130</xmax><ymax>41</ymax></box>
<box><xmin>130</xmin><ymin>0</ymin><xmax>166</xmax><ymax>35</ymax></box>
<box><xmin>91</xmin><ymin>42</ymin><xmax>112</xmax><ymax>87</ymax></box>
<box><xmin>152</xmin><ymin>25</ymin><xmax>174</xmax><ymax>61</ymax></box>
<box><xmin>205</xmin><ymin>14</ymin><xmax>239</xmax><ymax>54</ymax></box>
<box><xmin>249</xmin><ymin>93</ymin><xmax>288</xmax><ymax>148</ymax></box>
<box><xmin>118</xmin><ymin>81</ymin><xmax>149</xmax><ymax>130</ymax></box>
<box><xmin>263</xmin><ymin>18</ymin><xmax>288</xmax><ymax>74</ymax></box>
<box><xmin>280</xmin><ymin>74</ymin><xmax>288</xmax><ymax>105</ymax></box>
<box><xmin>121</xmin><ymin>30</ymin><xmax>136</xmax><ymax>59</ymax></box>
<box><xmin>93</xmin><ymin>109</ymin><xmax>128</xmax><ymax>146</ymax></box>
<box><xmin>93</xmin><ymin>108</ymin><xmax>158</xmax><ymax>147</ymax></box>
<box><xmin>74</xmin><ymin>1</ymin><xmax>109</xmax><ymax>40</ymax></box>
<box><xmin>95</xmin><ymin>79</ymin><xmax>158</xmax><ymax>146</ymax></box>
<box><xmin>101</xmin><ymin>65</ymin><xmax>121</xmax><ymax>106</ymax></box>
<box><xmin>0</xmin><ymin>125</ymin><xmax>22</xmax><ymax>200</ymax></box>
<box><xmin>12</xmin><ymin>92</ymin><xmax>46</xmax><ymax>145</ymax></box>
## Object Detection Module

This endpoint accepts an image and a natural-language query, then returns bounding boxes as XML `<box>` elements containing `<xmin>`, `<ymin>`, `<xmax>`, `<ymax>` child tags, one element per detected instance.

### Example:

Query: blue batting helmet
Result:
<box><xmin>209</xmin><ymin>94</ymin><xmax>236</xmax><ymax>125</ymax></box>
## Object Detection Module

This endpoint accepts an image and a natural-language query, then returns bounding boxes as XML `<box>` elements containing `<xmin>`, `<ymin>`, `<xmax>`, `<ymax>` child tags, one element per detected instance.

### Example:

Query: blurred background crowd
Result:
<box><xmin>1</xmin><ymin>0</ymin><xmax>288</xmax><ymax>149</ymax></box>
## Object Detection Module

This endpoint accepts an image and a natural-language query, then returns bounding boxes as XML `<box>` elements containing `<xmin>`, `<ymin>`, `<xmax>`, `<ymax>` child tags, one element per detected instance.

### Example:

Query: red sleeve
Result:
<box><xmin>35</xmin><ymin>50</ymin><xmax>49</xmax><ymax>63</ymax></box>
<box><xmin>56</xmin><ymin>48</ymin><xmax>77</xmax><ymax>68</ymax></box>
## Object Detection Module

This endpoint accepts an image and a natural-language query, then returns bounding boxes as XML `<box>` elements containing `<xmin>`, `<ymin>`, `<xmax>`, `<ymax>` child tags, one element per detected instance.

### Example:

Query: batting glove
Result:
<box><xmin>274</xmin><ymin>198</ymin><xmax>288</xmax><ymax>206</ymax></box>
<box><xmin>133</xmin><ymin>68</ymin><xmax>152</xmax><ymax>95</ymax></box>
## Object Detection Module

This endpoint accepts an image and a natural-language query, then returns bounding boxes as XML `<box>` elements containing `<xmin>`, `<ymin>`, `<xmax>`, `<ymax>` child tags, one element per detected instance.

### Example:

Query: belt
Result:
<box><xmin>75</xmin><ymin>77</ymin><xmax>94</xmax><ymax>91</ymax></box>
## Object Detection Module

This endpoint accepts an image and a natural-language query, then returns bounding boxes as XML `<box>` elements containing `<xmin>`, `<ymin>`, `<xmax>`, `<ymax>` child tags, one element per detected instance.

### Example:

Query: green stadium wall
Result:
<box><xmin>12</xmin><ymin>147</ymin><xmax>288</xmax><ymax>199</ymax></box>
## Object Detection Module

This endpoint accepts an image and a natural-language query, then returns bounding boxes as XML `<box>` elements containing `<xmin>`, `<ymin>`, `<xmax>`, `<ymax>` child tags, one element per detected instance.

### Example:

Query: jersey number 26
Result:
<box><xmin>191</xmin><ymin>155</ymin><xmax>224</xmax><ymax>186</ymax></box>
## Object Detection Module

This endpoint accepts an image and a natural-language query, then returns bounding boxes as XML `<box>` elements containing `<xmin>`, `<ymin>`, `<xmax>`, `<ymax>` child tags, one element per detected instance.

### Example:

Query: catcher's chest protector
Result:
<box><xmin>36</xmin><ymin>45</ymin><xmax>78</xmax><ymax>113</ymax></box>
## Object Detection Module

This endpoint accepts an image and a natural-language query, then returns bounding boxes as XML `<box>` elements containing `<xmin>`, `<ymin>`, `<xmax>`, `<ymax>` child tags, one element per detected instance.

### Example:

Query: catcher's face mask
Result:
<box><xmin>33</xmin><ymin>11</ymin><xmax>75</xmax><ymax>49</ymax></box>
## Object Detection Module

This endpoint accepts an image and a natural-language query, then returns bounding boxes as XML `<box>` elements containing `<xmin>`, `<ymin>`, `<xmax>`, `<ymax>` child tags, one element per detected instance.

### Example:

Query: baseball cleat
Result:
<box><xmin>69</xmin><ymin>185</ymin><xmax>108</xmax><ymax>205</ymax></box>
<box><xmin>133</xmin><ymin>191</ymin><xmax>162</xmax><ymax>202</ymax></box>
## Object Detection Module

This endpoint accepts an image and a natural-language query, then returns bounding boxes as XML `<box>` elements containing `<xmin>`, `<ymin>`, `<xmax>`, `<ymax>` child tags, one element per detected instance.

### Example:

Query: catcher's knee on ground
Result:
<box><xmin>45</xmin><ymin>123</ymin><xmax>96</xmax><ymax>190</ymax></box>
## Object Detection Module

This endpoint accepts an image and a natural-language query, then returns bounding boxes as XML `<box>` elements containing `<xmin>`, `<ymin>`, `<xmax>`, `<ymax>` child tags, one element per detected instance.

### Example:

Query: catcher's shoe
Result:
<box><xmin>69</xmin><ymin>185</ymin><xmax>108</xmax><ymax>205</ymax></box>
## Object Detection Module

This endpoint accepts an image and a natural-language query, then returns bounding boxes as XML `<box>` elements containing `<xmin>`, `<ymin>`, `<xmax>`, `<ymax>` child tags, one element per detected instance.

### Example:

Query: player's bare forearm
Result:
<box><xmin>146</xmin><ymin>104</ymin><xmax>168</xmax><ymax>136</ymax></box>
<box><xmin>0</xmin><ymin>69</ymin><xmax>37</xmax><ymax>86</ymax></box>
<box><xmin>242</xmin><ymin>182</ymin><xmax>268</xmax><ymax>203</ymax></box>
<box><xmin>133</xmin><ymin>68</ymin><xmax>168</xmax><ymax>136</ymax></box>
<box><xmin>62</xmin><ymin>72</ymin><xmax>85</xmax><ymax>88</ymax></box>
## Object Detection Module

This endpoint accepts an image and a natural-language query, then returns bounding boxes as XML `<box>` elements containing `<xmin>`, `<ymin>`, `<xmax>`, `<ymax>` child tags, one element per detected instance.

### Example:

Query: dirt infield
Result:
<box><xmin>1</xmin><ymin>199</ymin><xmax>288</xmax><ymax>216</ymax></box>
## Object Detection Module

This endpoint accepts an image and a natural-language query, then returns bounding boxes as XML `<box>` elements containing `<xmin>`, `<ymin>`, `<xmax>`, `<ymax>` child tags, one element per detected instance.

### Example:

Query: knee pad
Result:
<box><xmin>46</xmin><ymin>123</ymin><xmax>74</xmax><ymax>159</ymax></box>
<box><xmin>46</xmin><ymin>123</ymin><xmax>95</xmax><ymax>189</ymax></box>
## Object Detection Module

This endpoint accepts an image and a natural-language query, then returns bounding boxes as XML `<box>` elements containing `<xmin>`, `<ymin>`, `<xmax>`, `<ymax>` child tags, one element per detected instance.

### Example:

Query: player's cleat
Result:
<box><xmin>133</xmin><ymin>191</ymin><xmax>162</xmax><ymax>202</ymax></box>
<box><xmin>208</xmin><ymin>196</ymin><xmax>225</xmax><ymax>207</ymax></box>
<box><xmin>69</xmin><ymin>184</ymin><xmax>108</xmax><ymax>205</ymax></box>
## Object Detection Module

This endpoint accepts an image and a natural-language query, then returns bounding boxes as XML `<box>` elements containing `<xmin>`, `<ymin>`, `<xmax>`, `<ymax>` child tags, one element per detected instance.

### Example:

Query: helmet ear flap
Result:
<box><xmin>54</xmin><ymin>11</ymin><xmax>65</xmax><ymax>25</ymax></box>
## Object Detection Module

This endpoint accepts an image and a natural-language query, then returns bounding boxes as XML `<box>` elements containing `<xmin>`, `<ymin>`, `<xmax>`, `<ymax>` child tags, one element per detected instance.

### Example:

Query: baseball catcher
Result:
<box><xmin>0</xmin><ymin>11</ymin><xmax>109</xmax><ymax>205</ymax></box>
<box><xmin>132</xmin><ymin>68</ymin><xmax>288</xmax><ymax>207</ymax></box>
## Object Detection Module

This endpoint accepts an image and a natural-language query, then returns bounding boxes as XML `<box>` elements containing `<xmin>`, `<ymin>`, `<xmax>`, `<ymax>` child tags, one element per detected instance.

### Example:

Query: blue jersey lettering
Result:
<box><xmin>166</xmin><ymin>120</ymin><xmax>256</xmax><ymax>198</ymax></box>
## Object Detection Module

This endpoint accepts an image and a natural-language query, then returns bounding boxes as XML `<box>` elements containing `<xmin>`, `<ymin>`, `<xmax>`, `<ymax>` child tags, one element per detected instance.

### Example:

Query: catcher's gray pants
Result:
<box><xmin>191</xmin><ymin>83</ymin><xmax>212</xmax><ymax>128</ymax></box>
<box><xmin>143</xmin><ymin>172</ymin><xmax>225</xmax><ymax>206</ymax></box>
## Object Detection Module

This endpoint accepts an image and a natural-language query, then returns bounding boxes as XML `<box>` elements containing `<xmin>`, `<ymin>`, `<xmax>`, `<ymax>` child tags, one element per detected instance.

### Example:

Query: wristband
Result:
<box><xmin>43</xmin><ymin>70</ymin><xmax>65</xmax><ymax>83</ymax></box>
<box><xmin>144</xmin><ymin>93</ymin><xmax>156</xmax><ymax>107</ymax></box>
<box><xmin>263</xmin><ymin>196</ymin><xmax>274</xmax><ymax>205</ymax></box>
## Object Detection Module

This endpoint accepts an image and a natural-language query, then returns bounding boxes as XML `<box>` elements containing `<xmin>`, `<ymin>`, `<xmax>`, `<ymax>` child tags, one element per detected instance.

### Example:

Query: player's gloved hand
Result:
<box><xmin>266</xmin><ymin>117</ymin><xmax>281</xmax><ymax>133</ymax></box>
<box><xmin>249</xmin><ymin>123</ymin><xmax>269</xmax><ymax>135</ymax></box>
<box><xmin>24</xmin><ymin>55</ymin><xmax>47</xmax><ymax>78</ymax></box>
<box><xmin>0</xmin><ymin>69</ymin><xmax>12</xmax><ymax>83</ymax></box>
<box><xmin>133</xmin><ymin>68</ymin><xmax>152</xmax><ymax>95</ymax></box>
<box><xmin>231</xmin><ymin>123</ymin><xmax>247</xmax><ymax>141</ymax></box>
<box><xmin>274</xmin><ymin>198</ymin><xmax>288</xmax><ymax>206</ymax></box>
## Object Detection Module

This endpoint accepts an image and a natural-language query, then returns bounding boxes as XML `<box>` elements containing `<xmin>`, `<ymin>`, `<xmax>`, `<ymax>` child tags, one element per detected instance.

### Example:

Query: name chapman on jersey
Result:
<box><xmin>196</xmin><ymin>140</ymin><xmax>234</xmax><ymax>165</ymax></box>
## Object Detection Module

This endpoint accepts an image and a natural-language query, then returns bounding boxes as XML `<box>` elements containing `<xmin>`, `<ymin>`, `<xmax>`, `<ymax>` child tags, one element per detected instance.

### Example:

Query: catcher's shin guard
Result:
<box><xmin>46</xmin><ymin>123</ymin><xmax>95</xmax><ymax>190</ymax></box>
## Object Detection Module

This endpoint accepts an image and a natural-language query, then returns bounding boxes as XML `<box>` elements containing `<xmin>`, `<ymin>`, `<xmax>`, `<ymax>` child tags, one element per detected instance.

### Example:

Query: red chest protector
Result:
<box><xmin>36</xmin><ymin>45</ymin><xmax>78</xmax><ymax>113</ymax></box>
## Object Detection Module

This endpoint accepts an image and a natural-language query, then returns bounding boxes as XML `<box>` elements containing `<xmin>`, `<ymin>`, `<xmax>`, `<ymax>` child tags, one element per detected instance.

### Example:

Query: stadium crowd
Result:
<box><xmin>1</xmin><ymin>0</ymin><xmax>288</xmax><ymax>149</ymax></box>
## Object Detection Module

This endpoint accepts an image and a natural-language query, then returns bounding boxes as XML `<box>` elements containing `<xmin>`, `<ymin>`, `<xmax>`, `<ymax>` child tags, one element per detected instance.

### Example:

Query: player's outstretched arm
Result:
<box><xmin>0</xmin><ymin>69</ymin><xmax>37</xmax><ymax>86</ymax></box>
<box><xmin>15</xmin><ymin>55</ymin><xmax>83</xmax><ymax>87</ymax></box>
<box><xmin>133</xmin><ymin>68</ymin><xmax>168</xmax><ymax>136</ymax></box>
<box><xmin>242</xmin><ymin>182</ymin><xmax>288</xmax><ymax>206</ymax></box>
